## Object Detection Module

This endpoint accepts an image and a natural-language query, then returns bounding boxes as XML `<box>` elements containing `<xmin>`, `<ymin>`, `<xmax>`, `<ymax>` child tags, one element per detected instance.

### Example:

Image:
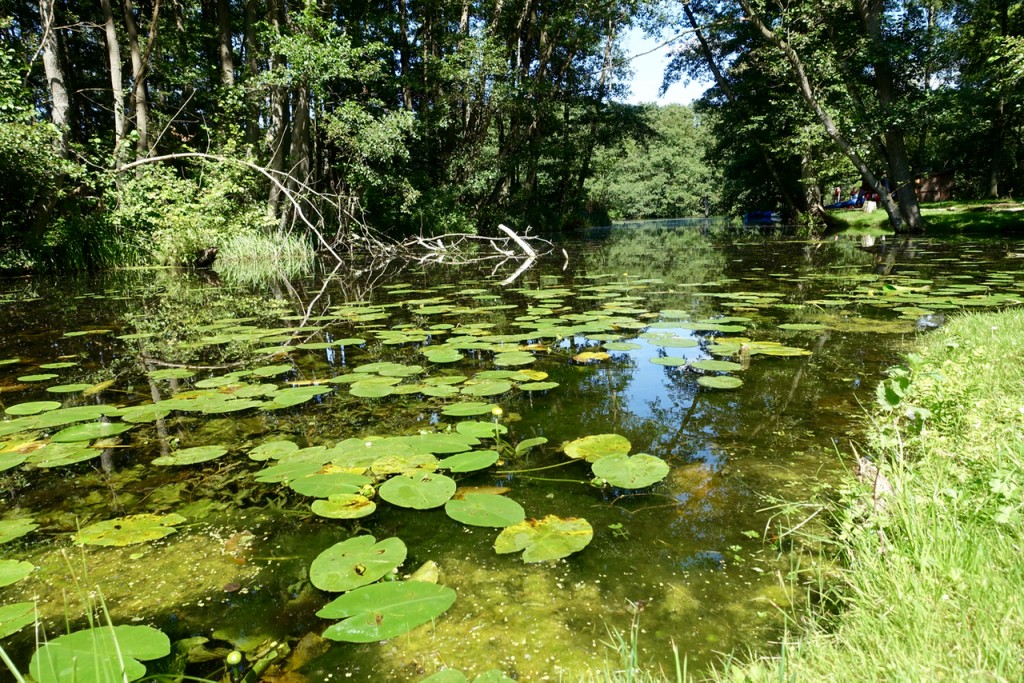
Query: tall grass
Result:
<box><xmin>214</xmin><ymin>231</ymin><xmax>316</xmax><ymax>286</ymax></box>
<box><xmin>713</xmin><ymin>307</ymin><xmax>1024</xmax><ymax>681</ymax></box>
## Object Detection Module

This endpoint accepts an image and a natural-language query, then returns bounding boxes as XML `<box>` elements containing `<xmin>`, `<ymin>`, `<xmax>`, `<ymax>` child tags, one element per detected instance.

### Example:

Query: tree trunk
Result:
<box><xmin>282</xmin><ymin>82</ymin><xmax>311</xmax><ymax>231</ymax></box>
<box><xmin>266</xmin><ymin>0</ymin><xmax>289</xmax><ymax>219</ymax></box>
<box><xmin>122</xmin><ymin>0</ymin><xmax>154</xmax><ymax>159</ymax></box>
<box><xmin>39</xmin><ymin>0</ymin><xmax>71</xmax><ymax>146</ymax></box>
<box><xmin>398</xmin><ymin>0</ymin><xmax>413</xmax><ymax>110</ymax></box>
<box><xmin>217</xmin><ymin>0</ymin><xmax>235</xmax><ymax>86</ymax></box>
<box><xmin>739</xmin><ymin>0</ymin><xmax>917</xmax><ymax>233</ymax></box>
<box><xmin>100</xmin><ymin>0</ymin><xmax>127</xmax><ymax>168</ymax></box>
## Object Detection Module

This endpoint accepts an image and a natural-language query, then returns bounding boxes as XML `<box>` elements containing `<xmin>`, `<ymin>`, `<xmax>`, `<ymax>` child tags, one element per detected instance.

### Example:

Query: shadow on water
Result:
<box><xmin>1</xmin><ymin>222</ymin><xmax>1022</xmax><ymax>680</ymax></box>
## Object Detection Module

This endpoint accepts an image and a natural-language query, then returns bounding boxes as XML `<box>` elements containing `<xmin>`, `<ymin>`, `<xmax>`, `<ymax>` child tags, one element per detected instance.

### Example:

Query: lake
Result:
<box><xmin>1</xmin><ymin>220</ymin><xmax>1021</xmax><ymax>681</ymax></box>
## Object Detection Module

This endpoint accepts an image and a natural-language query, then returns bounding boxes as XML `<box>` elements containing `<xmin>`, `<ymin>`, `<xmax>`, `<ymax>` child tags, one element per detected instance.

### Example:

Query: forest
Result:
<box><xmin>0</xmin><ymin>0</ymin><xmax>1021</xmax><ymax>271</ymax></box>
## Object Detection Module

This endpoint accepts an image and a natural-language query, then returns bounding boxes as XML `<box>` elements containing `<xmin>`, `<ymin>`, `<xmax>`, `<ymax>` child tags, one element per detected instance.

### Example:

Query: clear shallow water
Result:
<box><xmin>1</xmin><ymin>222</ymin><xmax>1022</xmax><ymax>680</ymax></box>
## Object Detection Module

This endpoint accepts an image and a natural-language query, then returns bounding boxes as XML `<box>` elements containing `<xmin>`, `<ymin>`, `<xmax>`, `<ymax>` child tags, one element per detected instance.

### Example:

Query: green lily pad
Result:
<box><xmin>462</xmin><ymin>381</ymin><xmax>512</xmax><ymax>397</ymax></box>
<box><xmin>441</xmin><ymin>402</ymin><xmax>498</xmax><ymax>417</ymax></box>
<box><xmin>317</xmin><ymin>581</ymin><xmax>457</xmax><ymax>643</ymax></box>
<box><xmin>691</xmin><ymin>359</ymin><xmax>744</xmax><ymax>372</ymax></box>
<box><xmin>0</xmin><ymin>451</ymin><xmax>28</xmax><ymax>472</ymax></box>
<box><xmin>0</xmin><ymin>601</ymin><xmax>36</xmax><ymax>639</ymax></box>
<box><xmin>46</xmin><ymin>383</ymin><xmax>94</xmax><ymax>394</ymax></box>
<box><xmin>38</xmin><ymin>361</ymin><xmax>77</xmax><ymax>369</ymax></box>
<box><xmin>371</xmin><ymin>453</ymin><xmax>439</xmax><ymax>477</ymax></box>
<box><xmin>445</xmin><ymin>494</ymin><xmax>525</xmax><ymax>527</ymax></box>
<box><xmin>51</xmin><ymin>421</ymin><xmax>134</xmax><ymax>443</ymax></box>
<box><xmin>494</xmin><ymin>515</ymin><xmax>594</xmax><ymax>563</ymax></box>
<box><xmin>0</xmin><ymin>559</ymin><xmax>34</xmax><ymax>587</ymax></box>
<box><xmin>310</xmin><ymin>535</ymin><xmax>407</xmax><ymax>592</ymax></box>
<box><xmin>518</xmin><ymin>381</ymin><xmax>560</xmax><ymax>391</ymax></box>
<box><xmin>147</xmin><ymin>368</ymin><xmax>196</xmax><ymax>380</ymax></box>
<box><xmin>254</xmin><ymin>459</ymin><xmax>324</xmax><ymax>484</ymax></box>
<box><xmin>515</xmin><ymin>436</ymin><xmax>548</xmax><ymax>455</ymax></box>
<box><xmin>29</xmin><ymin>624</ymin><xmax>171</xmax><ymax>683</ymax></box>
<box><xmin>249</xmin><ymin>440</ymin><xmax>299</xmax><ymax>461</ymax></box>
<box><xmin>27</xmin><ymin>442</ymin><xmax>98</xmax><ymax>468</ymax></box>
<box><xmin>603</xmin><ymin>342</ymin><xmax>643</xmax><ymax>351</ymax></box>
<box><xmin>697</xmin><ymin>375</ymin><xmax>744</xmax><ymax>389</ymax></box>
<box><xmin>350</xmin><ymin>382</ymin><xmax>397</xmax><ymax>398</ymax></box>
<box><xmin>653</xmin><ymin>337</ymin><xmax>699</xmax><ymax>349</ymax></box>
<box><xmin>650</xmin><ymin>356</ymin><xmax>688</xmax><ymax>366</ymax></box>
<box><xmin>378</xmin><ymin>471</ymin><xmax>457</xmax><ymax>510</ymax></box>
<box><xmin>492</xmin><ymin>351</ymin><xmax>535</xmax><ymax>367</ymax></box>
<box><xmin>74</xmin><ymin>513</ymin><xmax>186</xmax><ymax>546</ymax></box>
<box><xmin>17</xmin><ymin>374</ymin><xmax>58</xmax><ymax>382</ymax></box>
<box><xmin>563</xmin><ymin>434</ymin><xmax>631</xmax><ymax>463</ymax></box>
<box><xmin>118</xmin><ymin>404</ymin><xmax>172</xmax><ymax>423</ymax></box>
<box><xmin>421</xmin><ymin>385</ymin><xmax>460</xmax><ymax>398</ymax></box>
<box><xmin>423</xmin><ymin>348</ymin><xmax>464</xmax><ymax>364</ymax></box>
<box><xmin>251</xmin><ymin>363</ymin><xmax>293</xmax><ymax>378</ymax></box>
<box><xmin>437</xmin><ymin>450</ymin><xmax>500</xmax><ymax>473</ymax></box>
<box><xmin>0</xmin><ymin>517</ymin><xmax>38</xmax><ymax>544</ymax></box>
<box><xmin>288</xmin><ymin>468</ymin><xmax>371</xmax><ymax>498</ymax></box>
<box><xmin>592</xmin><ymin>453</ymin><xmax>670</xmax><ymax>488</ymax></box>
<box><xmin>311</xmin><ymin>494</ymin><xmax>377</xmax><ymax>519</ymax></box>
<box><xmin>152</xmin><ymin>445</ymin><xmax>228</xmax><ymax>466</ymax></box>
<box><xmin>455</xmin><ymin>421</ymin><xmax>507</xmax><ymax>439</ymax></box>
<box><xmin>5</xmin><ymin>401</ymin><xmax>62</xmax><ymax>417</ymax></box>
<box><xmin>268</xmin><ymin>386</ymin><xmax>332</xmax><ymax>408</ymax></box>
<box><xmin>404</xmin><ymin>432</ymin><xmax>478</xmax><ymax>454</ymax></box>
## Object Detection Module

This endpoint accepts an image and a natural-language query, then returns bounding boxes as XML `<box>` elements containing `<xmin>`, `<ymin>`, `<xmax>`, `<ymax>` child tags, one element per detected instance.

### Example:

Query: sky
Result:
<box><xmin>619</xmin><ymin>26</ymin><xmax>710</xmax><ymax>105</ymax></box>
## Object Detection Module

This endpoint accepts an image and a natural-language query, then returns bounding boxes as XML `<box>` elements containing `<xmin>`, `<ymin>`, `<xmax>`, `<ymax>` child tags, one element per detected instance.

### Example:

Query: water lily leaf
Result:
<box><xmin>455</xmin><ymin>421</ymin><xmax>507</xmax><ymax>439</ymax></box>
<box><xmin>27</xmin><ymin>442</ymin><xmax>97</xmax><ymax>468</ymax></box>
<box><xmin>654</xmin><ymin>337</ymin><xmax>699</xmax><ymax>349</ymax></box>
<box><xmin>118</xmin><ymin>404</ymin><xmax>172</xmax><ymax>423</ymax></box>
<box><xmin>0</xmin><ymin>518</ymin><xmax>38</xmax><ymax>544</ymax></box>
<box><xmin>5</xmin><ymin>401</ymin><xmax>62</xmax><ymax>417</ymax></box>
<box><xmin>445</xmin><ymin>494</ymin><xmax>525</xmax><ymax>527</ymax></box>
<box><xmin>563</xmin><ymin>434</ymin><xmax>630</xmax><ymax>463</ymax></box>
<box><xmin>438</xmin><ymin>450</ymin><xmax>499</xmax><ymax>473</ymax></box>
<box><xmin>0</xmin><ymin>451</ymin><xmax>29</xmax><ymax>472</ymax></box>
<box><xmin>249</xmin><ymin>440</ymin><xmax>299</xmax><ymax>461</ymax></box>
<box><xmin>289</xmin><ymin>468</ymin><xmax>371</xmax><ymax>498</ymax></box>
<box><xmin>494</xmin><ymin>515</ymin><xmax>594</xmax><ymax>563</ymax></box>
<box><xmin>378</xmin><ymin>471</ymin><xmax>457</xmax><ymax>509</ymax></box>
<box><xmin>518</xmin><ymin>381</ymin><xmax>560</xmax><ymax>392</ymax></box>
<box><xmin>268</xmin><ymin>386</ymin><xmax>332</xmax><ymax>408</ymax></box>
<box><xmin>311</xmin><ymin>494</ymin><xmax>377</xmax><ymax>519</ymax></box>
<box><xmin>38</xmin><ymin>361</ymin><xmax>77</xmax><ymax>369</ymax></box>
<box><xmin>423</xmin><ymin>349</ymin><xmax>464</xmax><ymax>363</ymax></box>
<box><xmin>152</xmin><ymin>445</ymin><xmax>228</xmax><ymax>466</ymax></box>
<box><xmin>0</xmin><ymin>601</ymin><xmax>36</xmax><ymax>639</ymax></box>
<box><xmin>349</xmin><ymin>382</ymin><xmax>397</xmax><ymax>398</ymax></box>
<box><xmin>592</xmin><ymin>453</ymin><xmax>670</xmax><ymax>488</ymax></box>
<box><xmin>493</xmin><ymin>351</ymin><xmax>535</xmax><ymax>367</ymax></box>
<box><xmin>691</xmin><ymin>359</ymin><xmax>744</xmax><ymax>372</ymax></box>
<box><xmin>29</xmin><ymin>624</ymin><xmax>171</xmax><ymax>683</ymax></box>
<box><xmin>17</xmin><ymin>374</ymin><xmax>58</xmax><ymax>383</ymax></box>
<box><xmin>317</xmin><ymin>581</ymin><xmax>457</xmax><ymax>642</ymax></box>
<box><xmin>573</xmin><ymin>351</ymin><xmax>610</xmax><ymax>363</ymax></box>
<box><xmin>650</xmin><ymin>357</ymin><xmax>688</xmax><ymax>367</ymax></box>
<box><xmin>441</xmin><ymin>402</ymin><xmax>498</xmax><ymax>417</ymax></box>
<box><xmin>74</xmin><ymin>513</ymin><xmax>186</xmax><ymax>546</ymax></box>
<box><xmin>254</xmin><ymin>459</ymin><xmax>324</xmax><ymax>484</ymax></box>
<box><xmin>32</xmin><ymin>406</ymin><xmax>120</xmax><ymax>429</ymax></box>
<box><xmin>310</xmin><ymin>535</ymin><xmax>407</xmax><ymax>592</ymax></box>
<box><xmin>404</xmin><ymin>432</ymin><xmax>478</xmax><ymax>454</ymax></box>
<box><xmin>0</xmin><ymin>559</ymin><xmax>33</xmax><ymax>587</ymax></box>
<box><xmin>603</xmin><ymin>342</ymin><xmax>642</xmax><ymax>351</ymax></box>
<box><xmin>462</xmin><ymin>381</ymin><xmax>512</xmax><ymax>397</ymax></box>
<box><xmin>421</xmin><ymin>385</ymin><xmax>460</xmax><ymax>398</ymax></box>
<box><xmin>46</xmin><ymin>383</ymin><xmax>93</xmax><ymax>394</ymax></box>
<box><xmin>147</xmin><ymin>368</ymin><xmax>195</xmax><ymax>380</ymax></box>
<box><xmin>371</xmin><ymin>453</ymin><xmax>439</xmax><ymax>476</ymax></box>
<box><xmin>251</xmin><ymin>363</ymin><xmax>293</xmax><ymax>378</ymax></box>
<box><xmin>51</xmin><ymin>422</ymin><xmax>133</xmax><ymax>443</ymax></box>
<box><xmin>515</xmin><ymin>437</ymin><xmax>548</xmax><ymax>455</ymax></box>
<box><xmin>697</xmin><ymin>375</ymin><xmax>744</xmax><ymax>389</ymax></box>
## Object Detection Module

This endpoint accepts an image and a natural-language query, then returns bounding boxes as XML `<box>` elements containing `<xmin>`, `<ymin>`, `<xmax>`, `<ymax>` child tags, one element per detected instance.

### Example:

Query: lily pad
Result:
<box><xmin>51</xmin><ymin>421</ymin><xmax>134</xmax><ymax>443</ymax></box>
<box><xmin>74</xmin><ymin>513</ymin><xmax>186</xmax><ymax>546</ymax></box>
<box><xmin>152</xmin><ymin>445</ymin><xmax>228</xmax><ymax>466</ymax></box>
<box><xmin>249</xmin><ymin>440</ymin><xmax>299</xmax><ymax>461</ymax></box>
<box><xmin>592</xmin><ymin>453</ymin><xmax>670</xmax><ymax>488</ymax></box>
<box><xmin>317</xmin><ymin>581</ymin><xmax>457</xmax><ymax>642</ymax></box>
<box><xmin>423</xmin><ymin>348</ymin><xmax>464</xmax><ymax>364</ymax></box>
<box><xmin>515</xmin><ymin>437</ymin><xmax>548</xmax><ymax>455</ymax></box>
<box><xmin>27</xmin><ymin>442</ymin><xmax>98</xmax><ymax>468</ymax></box>
<box><xmin>603</xmin><ymin>342</ymin><xmax>642</xmax><ymax>351</ymax></box>
<box><xmin>441</xmin><ymin>402</ymin><xmax>498</xmax><ymax>417</ymax></box>
<box><xmin>0</xmin><ymin>559</ymin><xmax>34</xmax><ymax>587</ymax></box>
<box><xmin>118</xmin><ymin>404</ymin><xmax>172</xmax><ymax>423</ymax></box>
<box><xmin>493</xmin><ymin>351</ymin><xmax>535</xmax><ymax>367</ymax></box>
<box><xmin>0</xmin><ymin>517</ymin><xmax>38</xmax><ymax>544</ymax></box>
<box><xmin>563</xmin><ymin>434</ymin><xmax>631</xmax><ymax>463</ymax></box>
<box><xmin>311</xmin><ymin>494</ymin><xmax>377</xmax><ymax>519</ymax></box>
<box><xmin>310</xmin><ymin>535</ymin><xmax>407</xmax><ymax>592</ymax></box>
<box><xmin>455</xmin><ymin>421</ymin><xmax>507</xmax><ymax>439</ymax></box>
<box><xmin>29</xmin><ymin>624</ymin><xmax>171</xmax><ymax>683</ymax></box>
<box><xmin>697</xmin><ymin>375</ymin><xmax>744</xmax><ymax>389</ymax></box>
<box><xmin>378</xmin><ymin>471</ymin><xmax>457</xmax><ymax>510</ymax></box>
<box><xmin>462</xmin><ymin>381</ymin><xmax>512</xmax><ymax>397</ymax></box>
<box><xmin>494</xmin><ymin>515</ymin><xmax>594</xmax><ymax>563</ymax></box>
<box><xmin>650</xmin><ymin>356</ymin><xmax>688</xmax><ymax>367</ymax></box>
<box><xmin>438</xmin><ymin>450</ymin><xmax>500</xmax><ymax>473</ymax></box>
<box><xmin>5</xmin><ymin>401</ymin><xmax>62</xmax><ymax>417</ymax></box>
<box><xmin>45</xmin><ymin>383</ymin><xmax>94</xmax><ymax>394</ymax></box>
<box><xmin>17</xmin><ymin>374</ymin><xmax>58</xmax><ymax>383</ymax></box>
<box><xmin>0</xmin><ymin>601</ymin><xmax>36</xmax><ymax>639</ymax></box>
<box><xmin>147</xmin><ymin>368</ymin><xmax>196</xmax><ymax>380</ymax></box>
<box><xmin>445</xmin><ymin>494</ymin><xmax>525</xmax><ymax>527</ymax></box>
<box><xmin>288</xmin><ymin>468</ymin><xmax>371</xmax><ymax>498</ymax></box>
<box><xmin>691</xmin><ymin>359</ymin><xmax>744</xmax><ymax>372</ymax></box>
<box><xmin>349</xmin><ymin>382</ymin><xmax>397</xmax><ymax>398</ymax></box>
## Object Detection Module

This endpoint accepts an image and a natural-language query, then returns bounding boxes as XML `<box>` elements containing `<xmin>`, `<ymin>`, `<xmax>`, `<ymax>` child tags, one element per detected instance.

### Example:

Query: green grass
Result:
<box><xmin>705</xmin><ymin>307</ymin><xmax>1024</xmax><ymax>681</ymax></box>
<box><xmin>830</xmin><ymin>199</ymin><xmax>1024</xmax><ymax>234</ymax></box>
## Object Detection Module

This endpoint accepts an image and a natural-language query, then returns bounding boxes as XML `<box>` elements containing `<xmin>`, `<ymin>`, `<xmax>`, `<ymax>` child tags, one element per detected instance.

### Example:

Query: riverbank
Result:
<box><xmin>831</xmin><ymin>199</ymin><xmax>1024</xmax><ymax>234</ymax></box>
<box><xmin>716</xmin><ymin>307</ymin><xmax>1024</xmax><ymax>680</ymax></box>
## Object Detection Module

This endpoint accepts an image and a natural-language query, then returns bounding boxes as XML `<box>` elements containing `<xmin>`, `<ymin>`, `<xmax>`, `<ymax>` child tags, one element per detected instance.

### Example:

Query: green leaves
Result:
<box><xmin>378</xmin><ymin>472</ymin><xmax>457</xmax><ymax>509</ymax></box>
<box><xmin>317</xmin><ymin>581</ymin><xmax>457</xmax><ymax>642</ymax></box>
<box><xmin>592</xmin><ymin>454</ymin><xmax>670</xmax><ymax>489</ymax></box>
<box><xmin>74</xmin><ymin>513</ymin><xmax>186</xmax><ymax>546</ymax></box>
<box><xmin>563</xmin><ymin>434</ymin><xmax>631</xmax><ymax>463</ymax></box>
<box><xmin>494</xmin><ymin>515</ymin><xmax>594</xmax><ymax>563</ymax></box>
<box><xmin>445</xmin><ymin>494</ymin><xmax>525</xmax><ymax>527</ymax></box>
<box><xmin>310</xmin><ymin>535</ymin><xmax>407</xmax><ymax>592</ymax></box>
<box><xmin>29</xmin><ymin>625</ymin><xmax>171</xmax><ymax>683</ymax></box>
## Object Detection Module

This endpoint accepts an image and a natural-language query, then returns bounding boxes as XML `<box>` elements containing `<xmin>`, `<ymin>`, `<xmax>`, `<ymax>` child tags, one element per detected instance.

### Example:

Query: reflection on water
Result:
<box><xmin>1</xmin><ymin>222</ymin><xmax>1022</xmax><ymax>680</ymax></box>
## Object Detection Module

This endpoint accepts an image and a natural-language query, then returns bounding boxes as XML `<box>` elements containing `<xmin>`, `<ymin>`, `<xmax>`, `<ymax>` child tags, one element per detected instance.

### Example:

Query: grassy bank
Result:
<box><xmin>594</xmin><ymin>307</ymin><xmax>1024</xmax><ymax>682</ymax></box>
<box><xmin>832</xmin><ymin>199</ymin><xmax>1024</xmax><ymax>234</ymax></box>
<box><xmin>715</xmin><ymin>307</ymin><xmax>1024</xmax><ymax>681</ymax></box>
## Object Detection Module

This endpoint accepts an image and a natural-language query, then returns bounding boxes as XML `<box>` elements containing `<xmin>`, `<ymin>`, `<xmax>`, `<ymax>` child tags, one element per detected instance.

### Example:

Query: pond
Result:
<box><xmin>1</xmin><ymin>220</ymin><xmax>1022</xmax><ymax>682</ymax></box>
